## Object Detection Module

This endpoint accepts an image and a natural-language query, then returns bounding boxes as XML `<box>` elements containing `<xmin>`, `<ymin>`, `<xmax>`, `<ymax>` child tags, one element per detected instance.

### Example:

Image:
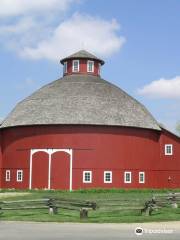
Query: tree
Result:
<box><xmin>175</xmin><ymin>121</ymin><xmax>180</xmax><ymax>136</ymax></box>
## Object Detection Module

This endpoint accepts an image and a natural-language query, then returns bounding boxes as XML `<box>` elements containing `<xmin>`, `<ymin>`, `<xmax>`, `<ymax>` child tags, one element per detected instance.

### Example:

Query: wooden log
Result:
<box><xmin>144</xmin><ymin>206</ymin><xmax>153</xmax><ymax>216</ymax></box>
<box><xmin>55</xmin><ymin>205</ymin><xmax>80</xmax><ymax>211</ymax></box>
<box><xmin>2</xmin><ymin>199</ymin><xmax>48</xmax><ymax>204</ymax></box>
<box><xmin>171</xmin><ymin>202</ymin><xmax>178</xmax><ymax>209</ymax></box>
<box><xmin>100</xmin><ymin>206</ymin><xmax>143</xmax><ymax>211</ymax></box>
<box><xmin>47</xmin><ymin>198</ymin><xmax>58</xmax><ymax>215</ymax></box>
<box><xmin>49</xmin><ymin>206</ymin><xmax>58</xmax><ymax>215</ymax></box>
<box><xmin>80</xmin><ymin>208</ymin><xmax>88</xmax><ymax>219</ymax></box>
<box><xmin>91</xmin><ymin>202</ymin><xmax>97</xmax><ymax>210</ymax></box>
<box><xmin>2</xmin><ymin>206</ymin><xmax>48</xmax><ymax>210</ymax></box>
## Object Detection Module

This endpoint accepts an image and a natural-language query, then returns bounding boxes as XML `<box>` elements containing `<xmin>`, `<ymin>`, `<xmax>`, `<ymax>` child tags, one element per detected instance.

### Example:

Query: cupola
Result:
<box><xmin>60</xmin><ymin>50</ymin><xmax>104</xmax><ymax>77</ymax></box>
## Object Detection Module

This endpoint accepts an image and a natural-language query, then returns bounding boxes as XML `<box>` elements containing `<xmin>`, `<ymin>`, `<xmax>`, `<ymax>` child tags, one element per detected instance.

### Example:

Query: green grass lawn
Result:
<box><xmin>0</xmin><ymin>189</ymin><xmax>180</xmax><ymax>223</ymax></box>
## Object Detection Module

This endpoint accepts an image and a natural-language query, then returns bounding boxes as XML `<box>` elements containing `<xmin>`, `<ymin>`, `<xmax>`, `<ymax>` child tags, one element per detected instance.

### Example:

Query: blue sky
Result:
<box><xmin>0</xmin><ymin>0</ymin><xmax>180</xmax><ymax>132</ymax></box>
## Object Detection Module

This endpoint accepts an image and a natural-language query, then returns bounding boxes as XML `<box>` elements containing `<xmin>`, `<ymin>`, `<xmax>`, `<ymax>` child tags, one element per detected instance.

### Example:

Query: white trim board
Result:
<box><xmin>29</xmin><ymin>148</ymin><xmax>73</xmax><ymax>191</ymax></box>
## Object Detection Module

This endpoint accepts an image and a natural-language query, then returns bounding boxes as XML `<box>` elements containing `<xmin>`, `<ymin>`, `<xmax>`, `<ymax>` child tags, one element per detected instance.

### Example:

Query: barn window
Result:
<box><xmin>17</xmin><ymin>170</ymin><xmax>23</xmax><ymax>182</ymax></box>
<box><xmin>124</xmin><ymin>171</ymin><xmax>131</xmax><ymax>183</ymax></box>
<box><xmin>63</xmin><ymin>61</ymin><xmax>67</xmax><ymax>73</ymax></box>
<box><xmin>87</xmin><ymin>60</ymin><xmax>94</xmax><ymax>72</ymax></box>
<box><xmin>83</xmin><ymin>171</ymin><xmax>92</xmax><ymax>183</ymax></box>
<box><xmin>104</xmin><ymin>171</ymin><xmax>112</xmax><ymax>183</ymax></box>
<box><xmin>165</xmin><ymin>144</ymin><xmax>173</xmax><ymax>155</ymax></box>
<box><xmin>5</xmin><ymin>170</ymin><xmax>11</xmax><ymax>182</ymax></box>
<box><xmin>139</xmin><ymin>172</ymin><xmax>145</xmax><ymax>183</ymax></box>
<box><xmin>72</xmin><ymin>60</ymin><xmax>79</xmax><ymax>72</ymax></box>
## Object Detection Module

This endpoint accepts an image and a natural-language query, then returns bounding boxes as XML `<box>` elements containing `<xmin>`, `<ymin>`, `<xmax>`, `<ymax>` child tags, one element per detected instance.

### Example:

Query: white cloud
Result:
<box><xmin>0</xmin><ymin>16</ymin><xmax>51</xmax><ymax>50</ymax></box>
<box><xmin>0</xmin><ymin>17</ymin><xmax>37</xmax><ymax>34</ymax></box>
<box><xmin>137</xmin><ymin>76</ymin><xmax>180</xmax><ymax>99</ymax></box>
<box><xmin>0</xmin><ymin>1</ymin><xmax>125</xmax><ymax>62</ymax></box>
<box><xmin>0</xmin><ymin>0</ymin><xmax>73</xmax><ymax>17</ymax></box>
<box><xmin>0</xmin><ymin>0</ymin><xmax>76</xmax><ymax>52</ymax></box>
<box><xmin>20</xmin><ymin>13</ymin><xmax>125</xmax><ymax>61</ymax></box>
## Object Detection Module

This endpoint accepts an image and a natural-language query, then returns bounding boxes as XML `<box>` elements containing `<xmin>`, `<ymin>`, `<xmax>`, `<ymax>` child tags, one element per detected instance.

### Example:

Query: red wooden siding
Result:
<box><xmin>0</xmin><ymin>133</ymin><xmax>2</xmax><ymax>188</ymax></box>
<box><xmin>0</xmin><ymin>125</ymin><xmax>180</xmax><ymax>189</ymax></box>
<box><xmin>51</xmin><ymin>152</ymin><xmax>70</xmax><ymax>190</ymax></box>
<box><xmin>65</xmin><ymin>59</ymin><xmax>99</xmax><ymax>76</ymax></box>
<box><xmin>32</xmin><ymin>152</ymin><xmax>49</xmax><ymax>189</ymax></box>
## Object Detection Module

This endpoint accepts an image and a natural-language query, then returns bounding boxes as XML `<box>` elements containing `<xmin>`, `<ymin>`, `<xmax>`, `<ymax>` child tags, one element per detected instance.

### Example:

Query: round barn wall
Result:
<box><xmin>1</xmin><ymin>124</ymin><xmax>178</xmax><ymax>190</ymax></box>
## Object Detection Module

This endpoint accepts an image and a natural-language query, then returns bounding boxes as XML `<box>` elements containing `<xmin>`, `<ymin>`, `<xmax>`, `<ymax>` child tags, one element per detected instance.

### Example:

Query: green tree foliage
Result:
<box><xmin>176</xmin><ymin>121</ymin><xmax>180</xmax><ymax>136</ymax></box>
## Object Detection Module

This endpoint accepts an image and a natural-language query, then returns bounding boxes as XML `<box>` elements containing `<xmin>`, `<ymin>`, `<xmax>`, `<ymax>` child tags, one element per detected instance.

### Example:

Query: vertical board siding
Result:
<box><xmin>0</xmin><ymin>125</ymin><xmax>180</xmax><ymax>189</ymax></box>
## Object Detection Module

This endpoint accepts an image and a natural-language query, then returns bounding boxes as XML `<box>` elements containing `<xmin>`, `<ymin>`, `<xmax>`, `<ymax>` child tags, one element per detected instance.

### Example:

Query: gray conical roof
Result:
<box><xmin>60</xmin><ymin>50</ymin><xmax>104</xmax><ymax>65</ymax></box>
<box><xmin>1</xmin><ymin>74</ymin><xmax>160</xmax><ymax>130</ymax></box>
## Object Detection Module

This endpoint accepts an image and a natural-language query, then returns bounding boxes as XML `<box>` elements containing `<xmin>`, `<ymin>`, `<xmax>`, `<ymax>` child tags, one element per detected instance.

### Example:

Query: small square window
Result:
<box><xmin>139</xmin><ymin>172</ymin><xmax>145</xmax><ymax>183</ymax></box>
<box><xmin>72</xmin><ymin>60</ymin><xmax>79</xmax><ymax>72</ymax></box>
<box><xmin>83</xmin><ymin>171</ymin><xmax>92</xmax><ymax>183</ymax></box>
<box><xmin>124</xmin><ymin>171</ymin><xmax>131</xmax><ymax>183</ymax></box>
<box><xmin>64</xmin><ymin>62</ymin><xmax>67</xmax><ymax>73</ymax></box>
<box><xmin>165</xmin><ymin>144</ymin><xmax>173</xmax><ymax>155</ymax></box>
<box><xmin>5</xmin><ymin>170</ymin><xmax>11</xmax><ymax>182</ymax></box>
<box><xmin>87</xmin><ymin>60</ymin><xmax>94</xmax><ymax>72</ymax></box>
<box><xmin>17</xmin><ymin>170</ymin><xmax>23</xmax><ymax>182</ymax></box>
<box><xmin>104</xmin><ymin>171</ymin><xmax>112</xmax><ymax>183</ymax></box>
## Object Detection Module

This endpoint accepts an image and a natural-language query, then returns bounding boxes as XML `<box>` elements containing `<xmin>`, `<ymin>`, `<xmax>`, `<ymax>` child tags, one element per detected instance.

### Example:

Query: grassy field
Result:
<box><xmin>0</xmin><ymin>189</ymin><xmax>180</xmax><ymax>223</ymax></box>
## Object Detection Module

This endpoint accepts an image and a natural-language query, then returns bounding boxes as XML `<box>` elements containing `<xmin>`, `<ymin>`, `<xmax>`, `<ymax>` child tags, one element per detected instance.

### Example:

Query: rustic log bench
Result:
<box><xmin>142</xmin><ymin>192</ymin><xmax>180</xmax><ymax>215</ymax></box>
<box><xmin>0</xmin><ymin>198</ymin><xmax>97</xmax><ymax>219</ymax></box>
<box><xmin>152</xmin><ymin>192</ymin><xmax>180</xmax><ymax>208</ymax></box>
<box><xmin>96</xmin><ymin>199</ymin><xmax>150</xmax><ymax>216</ymax></box>
<box><xmin>46</xmin><ymin>198</ymin><xmax>96</xmax><ymax>218</ymax></box>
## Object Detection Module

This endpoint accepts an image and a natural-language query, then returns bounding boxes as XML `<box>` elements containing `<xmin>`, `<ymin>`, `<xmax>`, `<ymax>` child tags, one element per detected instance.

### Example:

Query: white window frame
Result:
<box><xmin>165</xmin><ymin>144</ymin><xmax>173</xmax><ymax>155</ymax></box>
<box><xmin>104</xmin><ymin>171</ymin><xmax>112</xmax><ymax>183</ymax></box>
<box><xmin>5</xmin><ymin>170</ymin><xmax>11</xmax><ymax>182</ymax></box>
<box><xmin>83</xmin><ymin>171</ymin><xmax>92</xmax><ymax>183</ymax></box>
<box><xmin>64</xmin><ymin>61</ymin><xmax>67</xmax><ymax>73</ymax></box>
<box><xmin>17</xmin><ymin>170</ymin><xmax>23</xmax><ymax>182</ymax></box>
<box><xmin>124</xmin><ymin>171</ymin><xmax>132</xmax><ymax>183</ymax></box>
<box><xmin>72</xmin><ymin>60</ymin><xmax>79</xmax><ymax>72</ymax></box>
<box><xmin>87</xmin><ymin>60</ymin><xmax>94</xmax><ymax>73</ymax></box>
<box><xmin>139</xmin><ymin>172</ymin><xmax>145</xmax><ymax>184</ymax></box>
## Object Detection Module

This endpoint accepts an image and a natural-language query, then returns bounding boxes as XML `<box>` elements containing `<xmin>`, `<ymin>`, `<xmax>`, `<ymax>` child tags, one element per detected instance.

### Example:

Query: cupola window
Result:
<box><xmin>72</xmin><ymin>60</ymin><xmax>79</xmax><ymax>72</ymax></box>
<box><xmin>87</xmin><ymin>60</ymin><xmax>94</xmax><ymax>73</ymax></box>
<box><xmin>63</xmin><ymin>62</ymin><xmax>67</xmax><ymax>73</ymax></box>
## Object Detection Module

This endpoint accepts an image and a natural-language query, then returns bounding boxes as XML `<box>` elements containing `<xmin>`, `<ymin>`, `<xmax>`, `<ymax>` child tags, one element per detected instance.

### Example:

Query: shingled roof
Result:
<box><xmin>60</xmin><ymin>50</ymin><xmax>105</xmax><ymax>65</ymax></box>
<box><xmin>1</xmin><ymin>74</ymin><xmax>161</xmax><ymax>130</ymax></box>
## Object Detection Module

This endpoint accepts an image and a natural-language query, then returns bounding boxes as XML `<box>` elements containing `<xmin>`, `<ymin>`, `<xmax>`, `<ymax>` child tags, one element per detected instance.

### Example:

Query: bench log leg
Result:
<box><xmin>171</xmin><ymin>202</ymin><xmax>178</xmax><ymax>209</ymax></box>
<box><xmin>144</xmin><ymin>206</ymin><xmax>153</xmax><ymax>216</ymax></box>
<box><xmin>49</xmin><ymin>206</ymin><xmax>58</xmax><ymax>215</ymax></box>
<box><xmin>80</xmin><ymin>208</ymin><xmax>88</xmax><ymax>219</ymax></box>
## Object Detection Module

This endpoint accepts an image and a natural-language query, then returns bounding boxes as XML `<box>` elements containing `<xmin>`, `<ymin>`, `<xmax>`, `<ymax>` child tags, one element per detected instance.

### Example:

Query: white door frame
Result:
<box><xmin>29</xmin><ymin>148</ymin><xmax>73</xmax><ymax>191</ymax></box>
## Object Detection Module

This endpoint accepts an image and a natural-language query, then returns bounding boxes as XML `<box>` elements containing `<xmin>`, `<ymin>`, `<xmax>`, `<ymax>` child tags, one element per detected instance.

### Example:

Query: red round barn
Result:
<box><xmin>0</xmin><ymin>50</ymin><xmax>180</xmax><ymax>190</ymax></box>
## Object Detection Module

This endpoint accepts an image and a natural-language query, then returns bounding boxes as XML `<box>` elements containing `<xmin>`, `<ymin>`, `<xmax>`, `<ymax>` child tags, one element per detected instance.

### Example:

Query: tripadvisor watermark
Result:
<box><xmin>135</xmin><ymin>227</ymin><xmax>174</xmax><ymax>236</ymax></box>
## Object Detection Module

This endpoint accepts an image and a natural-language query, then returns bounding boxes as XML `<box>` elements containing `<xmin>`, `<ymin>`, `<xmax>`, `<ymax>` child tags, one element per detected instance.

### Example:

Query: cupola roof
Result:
<box><xmin>60</xmin><ymin>50</ymin><xmax>104</xmax><ymax>65</ymax></box>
